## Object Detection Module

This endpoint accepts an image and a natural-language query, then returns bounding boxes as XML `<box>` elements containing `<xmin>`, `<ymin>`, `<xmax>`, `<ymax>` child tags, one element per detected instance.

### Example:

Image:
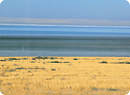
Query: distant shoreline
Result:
<box><xmin>0</xmin><ymin>23</ymin><xmax>130</xmax><ymax>28</ymax></box>
<box><xmin>0</xmin><ymin>35</ymin><xmax>130</xmax><ymax>40</ymax></box>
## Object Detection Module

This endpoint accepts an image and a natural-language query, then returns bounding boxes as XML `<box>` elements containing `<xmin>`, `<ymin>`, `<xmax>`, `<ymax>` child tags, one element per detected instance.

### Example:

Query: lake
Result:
<box><xmin>0</xmin><ymin>24</ymin><xmax>130</xmax><ymax>56</ymax></box>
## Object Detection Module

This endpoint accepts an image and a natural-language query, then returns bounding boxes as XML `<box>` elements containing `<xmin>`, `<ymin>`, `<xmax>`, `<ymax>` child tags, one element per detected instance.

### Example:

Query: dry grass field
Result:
<box><xmin>0</xmin><ymin>57</ymin><xmax>130</xmax><ymax>95</ymax></box>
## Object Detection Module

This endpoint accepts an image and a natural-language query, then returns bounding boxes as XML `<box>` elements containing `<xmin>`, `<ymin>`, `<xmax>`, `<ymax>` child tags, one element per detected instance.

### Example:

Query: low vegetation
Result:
<box><xmin>8</xmin><ymin>58</ymin><xmax>20</xmax><ymax>61</ymax></box>
<box><xmin>51</xmin><ymin>68</ymin><xmax>56</xmax><ymax>71</ymax></box>
<box><xmin>32</xmin><ymin>56</ymin><xmax>48</xmax><ymax>60</ymax></box>
<box><xmin>50</xmin><ymin>61</ymin><xmax>70</xmax><ymax>63</ymax></box>
<box><xmin>119</xmin><ymin>61</ymin><xmax>130</xmax><ymax>64</ymax></box>
<box><xmin>100</xmin><ymin>61</ymin><xmax>108</xmax><ymax>64</ymax></box>
<box><xmin>73</xmin><ymin>58</ymin><xmax>79</xmax><ymax>60</ymax></box>
<box><xmin>0</xmin><ymin>57</ymin><xmax>130</xmax><ymax>95</ymax></box>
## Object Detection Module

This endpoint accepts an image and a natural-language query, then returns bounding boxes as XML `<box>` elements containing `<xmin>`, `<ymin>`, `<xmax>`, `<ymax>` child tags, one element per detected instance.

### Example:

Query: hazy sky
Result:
<box><xmin>0</xmin><ymin>0</ymin><xmax>130</xmax><ymax>25</ymax></box>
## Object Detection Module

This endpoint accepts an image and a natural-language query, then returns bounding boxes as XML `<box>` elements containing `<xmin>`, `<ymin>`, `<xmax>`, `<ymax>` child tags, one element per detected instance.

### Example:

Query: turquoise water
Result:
<box><xmin>0</xmin><ymin>24</ymin><xmax>130</xmax><ymax>56</ymax></box>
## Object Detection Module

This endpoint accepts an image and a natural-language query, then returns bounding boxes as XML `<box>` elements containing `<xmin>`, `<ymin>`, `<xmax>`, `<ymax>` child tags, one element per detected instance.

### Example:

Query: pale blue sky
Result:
<box><xmin>0</xmin><ymin>0</ymin><xmax>130</xmax><ymax>21</ymax></box>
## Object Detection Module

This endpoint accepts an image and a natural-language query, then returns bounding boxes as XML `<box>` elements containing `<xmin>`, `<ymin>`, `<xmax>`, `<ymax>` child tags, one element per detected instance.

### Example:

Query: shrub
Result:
<box><xmin>50</xmin><ymin>61</ymin><xmax>60</xmax><ymax>63</ymax></box>
<box><xmin>0</xmin><ymin>59</ymin><xmax>6</xmax><ymax>61</ymax></box>
<box><xmin>100</xmin><ymin>61</ymin><xmax>108</xmax><ymax>64</ymax></box>
<box><xmin>51</xmin><ymin>68</ymin><xmax>56</xmax><ymax>71</ymax></box>
<box><xmin>22</xmin><ymin>58</ymin><xmax>28</xmax><ymax>60</ymax></box>
<box><xmin>16</xmin><ymin>67</ymin><xmax>25</xmax><ymax>70</ymax></box>
<box><xmin>33</xmin><ymin>56</ymin><xmax>48</xmax><ymax>60</ymax></box>
<box><xmin>125</xmin><ymin>62</ymin><xmax>130</xmax><ymax>64</ymax></box>
<box><xmin>119</xmin><ymin>62</ymin><xmax>130</xmax><ymax>64</ymax></box>
<box><xmin>91</xmin><ymin>87</ymin><xmax>98</xmax><ymax>91</ymax></box>
<box><xmin>50</xmin><ymin>57</ymin><xmax>57</xmax><ymax>59</ymax></box>
<box><xmin>8</xmin><ymin>58</ymin><xmax>20</xmax><ymax>61</ymax></box>
<box><xmin>73</xmin><ymin>58</ymin><xmax>79</xmax><ymax>60</ymax></box>
<box><xmin>50</xmin><ymin>61</ymin><xmax>70</xmax><ymax>63</ymax></box>
<box><xmin>107</xmin><ymin>88</ymin><xmax>119</xmax><ymax>91</ymax></box>
<box><xmin>36</xmin><ymin>56</ymin><xmax>48</xmax><ymax>59</ymax></box>
<box><xmin>63</xmin><ymin>62</ymin><xmax>70</xmax><ymax>63</ymax></box>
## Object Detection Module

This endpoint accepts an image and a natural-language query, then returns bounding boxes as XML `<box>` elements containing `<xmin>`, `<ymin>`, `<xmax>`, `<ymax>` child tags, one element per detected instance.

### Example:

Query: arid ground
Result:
<box><xmin>0</xmin><ymin>57</ymin><xmax>130</xmax><ymax>95</ymax></box>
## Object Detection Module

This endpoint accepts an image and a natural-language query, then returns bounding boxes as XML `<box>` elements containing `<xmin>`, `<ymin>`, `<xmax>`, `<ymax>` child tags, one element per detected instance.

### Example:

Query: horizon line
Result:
<box><xmin>0</xmin><ymin>23</ymin><xmax>130</xmax><ymax>28</ymax></box>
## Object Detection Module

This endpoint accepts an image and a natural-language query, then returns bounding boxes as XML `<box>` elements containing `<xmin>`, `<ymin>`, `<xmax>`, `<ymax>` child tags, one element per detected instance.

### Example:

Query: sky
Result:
<box><xmin>0</xmin><ymin>0</ymin><xmax>130</xmax><ymax>25</ymax></box>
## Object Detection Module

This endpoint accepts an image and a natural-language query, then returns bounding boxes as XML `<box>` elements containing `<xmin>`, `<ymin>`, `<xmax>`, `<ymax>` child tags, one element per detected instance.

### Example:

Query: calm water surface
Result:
<box><xmin>0</xmin><ymin>24</ymin><xmax>130</xmax><ymax>56</ymax></box>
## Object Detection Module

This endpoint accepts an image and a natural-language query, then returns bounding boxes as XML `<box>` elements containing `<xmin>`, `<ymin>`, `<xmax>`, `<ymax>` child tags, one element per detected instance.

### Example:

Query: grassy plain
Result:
<box><xmin>0</xmin><ymin>57</ymin><xmax>130</xmax><ymax>95</ymax></box>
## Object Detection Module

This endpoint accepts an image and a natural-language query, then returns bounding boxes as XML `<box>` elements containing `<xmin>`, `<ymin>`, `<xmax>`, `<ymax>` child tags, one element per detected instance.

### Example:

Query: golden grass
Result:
<box><xmin>0</xmin><ymin>57</ymin><xmax>130</xmax><ymax>95</ymax></box>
